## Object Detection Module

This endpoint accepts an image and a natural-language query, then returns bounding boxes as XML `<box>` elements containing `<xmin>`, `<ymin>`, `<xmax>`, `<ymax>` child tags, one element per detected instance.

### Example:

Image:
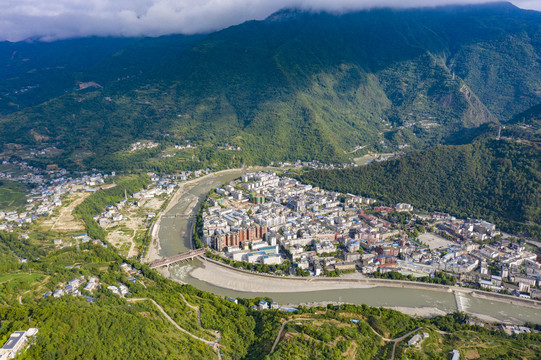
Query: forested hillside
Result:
<box><xmin>300</xmin><ymin>139</ymin><xmax>541</xmax><ymax>238</ymax></box>
<box><xmin>1</xmin><ymin>3</ymin><xmax>541</xmax><ymax>170</ymax></box>
<box><xmin>0</xmin><ymin>35</ymin><xmax>203</xmax><ymax>114</ymax></box>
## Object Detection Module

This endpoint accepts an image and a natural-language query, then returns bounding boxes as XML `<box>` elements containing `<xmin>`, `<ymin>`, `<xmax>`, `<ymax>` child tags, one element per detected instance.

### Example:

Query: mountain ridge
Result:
<box><xmin>0</xmin><ymin>2</ymin><xmax>540</xmax><ymax>170</ymax></box>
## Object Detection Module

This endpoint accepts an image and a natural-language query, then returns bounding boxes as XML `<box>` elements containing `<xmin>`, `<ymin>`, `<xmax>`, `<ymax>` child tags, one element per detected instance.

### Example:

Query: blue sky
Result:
<box><xmin>1</xmin><ymin>0</ymin><xmax>540</xmax><ymax>42</ymax></box>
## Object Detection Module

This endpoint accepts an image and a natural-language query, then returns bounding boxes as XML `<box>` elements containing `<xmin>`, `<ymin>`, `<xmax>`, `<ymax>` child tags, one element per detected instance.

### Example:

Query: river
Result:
<box><xmin>156</xmin><ymin>169</ymin><xmax>541</xmax><ymax>325</ymax></box>
<box><xmin>157</xmin><ymin>170</ymin><xmax>245</xmax><ymax>257</ymax></box>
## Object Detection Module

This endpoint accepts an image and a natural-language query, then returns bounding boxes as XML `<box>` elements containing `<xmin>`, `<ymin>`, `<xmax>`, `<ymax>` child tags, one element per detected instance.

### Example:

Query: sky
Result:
<box><xmin>1</xmin><ymin>0</ymin><xmax>540</xmax><ymax>42</ymax></box>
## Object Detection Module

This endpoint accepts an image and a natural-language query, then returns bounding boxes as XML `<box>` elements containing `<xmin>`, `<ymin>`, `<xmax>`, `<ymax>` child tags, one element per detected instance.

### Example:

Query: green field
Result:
<box><xmin>0</xmin><ymin>273</ymin><xmax>44</xmax><ymax>284</ymax></box>
<box><xmin>0</xmin><ymin>181</ymin><xmax>29</xmax><ymax>211</ymax></box>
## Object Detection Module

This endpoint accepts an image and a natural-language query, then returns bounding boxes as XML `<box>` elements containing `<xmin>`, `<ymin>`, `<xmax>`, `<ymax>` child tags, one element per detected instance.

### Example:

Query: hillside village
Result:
<box><xmin>0</xmin><ymin>159</ymin><xmax>111</xmax><ymax>232</ymax></box>
<box><xmin>202</xmin><ymin>172</ymin><xmax>541</xmax><ymax>300</ymax></box>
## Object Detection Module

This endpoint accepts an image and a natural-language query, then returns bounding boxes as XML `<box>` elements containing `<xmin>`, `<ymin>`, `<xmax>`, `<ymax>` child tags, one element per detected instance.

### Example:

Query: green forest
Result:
<box><xmin>300</xmin><ymin>139</ymin><xmax>541</xmax><ymax>239</ymax></box>
<box><xmin>2</xmin><ymin>4</ymin><xmax>541</xmax><ymax>170</ymax></box>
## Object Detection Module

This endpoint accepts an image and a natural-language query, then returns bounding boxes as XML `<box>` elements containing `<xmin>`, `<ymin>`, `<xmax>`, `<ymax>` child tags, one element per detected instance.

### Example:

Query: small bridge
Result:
<box><xmin>149</xmin><ymin>249</ymin><xmax>206</xmax><ymax>269</ymax></box>
<box><xmin>161</xmin><ymin>214</ymin><xmax>192</xmax><ymax>219</ymax></box>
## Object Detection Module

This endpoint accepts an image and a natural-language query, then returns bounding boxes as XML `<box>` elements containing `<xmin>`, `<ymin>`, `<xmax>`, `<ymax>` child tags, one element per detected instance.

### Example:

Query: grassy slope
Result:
<box><xmin>0</xmin><ymin>181</ymin><xmax>29</xmax><ymax>211</ymax></box>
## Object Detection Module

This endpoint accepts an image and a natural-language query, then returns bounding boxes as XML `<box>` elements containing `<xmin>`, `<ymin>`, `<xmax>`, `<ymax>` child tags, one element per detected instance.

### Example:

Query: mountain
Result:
<box><xmin>299</xmin><ymin>138</ymin><xmax>541</xmax><ymax>239</ymax></box>
<box><xmin>0</xmin><ymin>35</ymin><xmax>204</xmax><ymax>114</ymax></box>
<box><xmin>1</xmin><ymin>2</ymin><xmax>541</xmax><ymax>170</ymax></box>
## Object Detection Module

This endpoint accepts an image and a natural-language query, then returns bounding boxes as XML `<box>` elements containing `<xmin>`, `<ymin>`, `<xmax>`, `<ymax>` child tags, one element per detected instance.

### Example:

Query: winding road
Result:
<box><xmin>127</xmin><ymin>298</ymin><xmax>222</xmax><ymax>355</ymax></box>
<box><xmin>270</xmin><ymin>318</ymin><xmax>314</xmax><ymax>354</ymax></box>
<box><xmin>269</xmin><ymin>314</ymin><xmax>421</xmax><ymax>360</ymax></box>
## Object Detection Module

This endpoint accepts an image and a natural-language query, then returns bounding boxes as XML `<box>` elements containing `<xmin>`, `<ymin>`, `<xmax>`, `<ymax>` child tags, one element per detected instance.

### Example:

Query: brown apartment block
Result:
<box><xmin>213</xmin><ymin>226</ymin><xmax>268</xmax><ymax>251</ymax></box>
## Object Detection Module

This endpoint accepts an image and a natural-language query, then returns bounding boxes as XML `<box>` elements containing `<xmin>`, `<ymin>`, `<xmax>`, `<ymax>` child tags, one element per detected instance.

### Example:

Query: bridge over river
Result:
<box><xmin>149</xmin><ymin>249</ymin><xmax>206</xmax><ymax>269</ymax></box>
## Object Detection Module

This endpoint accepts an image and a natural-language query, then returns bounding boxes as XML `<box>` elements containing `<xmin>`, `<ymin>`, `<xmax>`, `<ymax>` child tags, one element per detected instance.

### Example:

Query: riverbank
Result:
<box><xmin>192</xmin><ymin>257</ymin><xmax>541</xmax><ymax>312</ymax></box>
<box><xmin>186</xmin><ymin>258</ymin><xmax>541</xmax><ymax>324</ymax></box>
<box><xmin>144</xmin><ymin>168</ymin><xmax>246</xmax><ymax>263</ymax></box>
<box><xmin>191</xmin><ymin>257</ymin><xmax>452</xmax><ymax>293</ymax></box>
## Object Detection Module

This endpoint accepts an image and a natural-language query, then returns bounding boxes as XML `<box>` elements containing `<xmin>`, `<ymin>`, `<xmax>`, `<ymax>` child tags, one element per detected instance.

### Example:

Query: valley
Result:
<box><xmin>1</xmin><ymin>2</ymin><xmax>541</xmax><ymax>359</ymax></box>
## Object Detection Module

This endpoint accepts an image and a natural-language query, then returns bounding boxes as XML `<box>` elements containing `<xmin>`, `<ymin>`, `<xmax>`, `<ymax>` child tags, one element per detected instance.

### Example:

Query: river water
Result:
<box><xmin>157</xmin><ymin>170</ymin><xmax>541</xmax><ymax>325</ymax></box>
<box><xmin>157</xmin><ymin>171</ymin><xmax>244</xmax><ymax>257</ymax></box>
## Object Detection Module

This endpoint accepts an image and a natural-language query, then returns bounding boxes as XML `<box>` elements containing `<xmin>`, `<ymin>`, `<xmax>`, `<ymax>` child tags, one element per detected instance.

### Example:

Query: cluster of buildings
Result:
<box><xmin>202</xmin><ymin>171</ymin><xmax>387</xmax><ymax>268</ymax></box>
<box><xmin>0</xmin><ymin>328</ymin><xmax>38</xmax><ymax>360</ymax></box>
<box><xmin>104</xmin><ymin>263</ymin><xmax>142</xmax><ymax>297</ymax></box>
<box><xmin>201</xmin><ymin>172</ymin><xmax>541</xmax><ymax>299</ymax></box>
<box><xmin>174</xmin><ymin>142</ymin><xmax>196</xmax><ymax>150</ymax></box>
<box><xmin>120</xmin><ymin>262</ymin><xmax>143</xmax><ymax>280</ymax></box>
<box><xmin>107</xmin><ymin>284</ymin><xmax>130</xmax><ymax>297</ymax></box>
<box><xmin>0</xmin><ymin>159</ymin><xmax>111</xmax><ymax>232</ymax></box>
<box><xmin>281</xmin><ymin>159</ymin><xmax>358</xmax><ymax>170</ymax></box>
<box><xmin>97</xmin><ymin>173</ymin><xmax>179</xmax><ymax>226</ymax></box>
<box><xmin>435</xmin><ymin>217</ymin><xmax>500</xmax><ymax>242</ymax></box>
<box><xmin>217</xmin><ymin>144</ymin><xmax>241</xmax><ymax>151</ymax></box>
<box><xmin>461</xmin><ymin>240</ymin><xmax>541</xmax><ymax>298</ymax></box>
<box><xmin>130</xmin><ymin>141</ymin><xmax>159</xmax><ymax>151</ymax></box>
<box><xmin>42</xmin><ymin>263</ymin><xmax>140</xmax><ymax>301</ymax></box>
<box><xmin>43</xmin><ymin>276</ymin><xmax>99</xmax><ymax>301</ymax></box>
<box><xmin>499</xmin><ymin>323</ymin><xmax>537</xmax><ymax>336</ymax></box>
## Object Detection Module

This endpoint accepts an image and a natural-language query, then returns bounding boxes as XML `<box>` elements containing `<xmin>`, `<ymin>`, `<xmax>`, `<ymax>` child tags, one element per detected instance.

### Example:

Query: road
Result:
<box><xmin>127</xmin><ymin>298</ymin><xmax>221</xmax><ymax>354</ymax></box>
<box><xmin>179</xmin><ymin>293</ymin><xmax>202</xmax><ymax>327</ymax></box>
<box><xmin>269</xmin><ymin>314</ymin><xmax>420</xmax><ymax>360</ymax></box>
<box><xmin>270</xmin><ymin>318</ymin><xmax>313</xmax><ymax>354</ymax></box>
<box><xmin>390</xmin><ymin>327</ymin><xmax>422</xmax><ymax>360</ymax></box>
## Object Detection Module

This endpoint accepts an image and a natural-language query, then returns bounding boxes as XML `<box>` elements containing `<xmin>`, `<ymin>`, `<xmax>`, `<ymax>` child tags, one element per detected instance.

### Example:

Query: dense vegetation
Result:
<box><xmin>300</xmin><ymin>139</ymin><xmax>541</xmax><ymax>238</ymax></box>
<box><xmin>0</xmin><ymin>236</ymin><xmax>257</xmax><ymax>359</ymax></box>
<box><xmin>1</xmin><ymin>3</ymin><xmax>541</xmax><ymax>170</ymax></box>
<box><xmin>371</xmin><ymin>271</ymin><xmax>457</xmax><ymax>286</ymax></box>
<box><xmin>267</xmin><ymin>305</ymin><xmax>541</xmax><ymax>360</ymax></box>
<box><xmin>0</xmin><ymin>35</ymin><xmax>203</xmax><ymax>115</ymax></box>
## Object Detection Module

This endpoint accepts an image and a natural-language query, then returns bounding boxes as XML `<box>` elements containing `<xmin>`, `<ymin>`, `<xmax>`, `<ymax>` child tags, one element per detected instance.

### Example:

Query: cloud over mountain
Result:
<box><xmin>1</xmin><ymin>0</ymin><xmax>539</xmax><ymax>42</ymax></box>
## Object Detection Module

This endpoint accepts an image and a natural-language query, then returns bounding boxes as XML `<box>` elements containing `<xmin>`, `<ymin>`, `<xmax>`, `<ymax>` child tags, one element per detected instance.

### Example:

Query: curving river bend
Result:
<box><xmin>157</xmin><ymin>169</ymin><xmax>541</xmax><ymax>325</ymax></box>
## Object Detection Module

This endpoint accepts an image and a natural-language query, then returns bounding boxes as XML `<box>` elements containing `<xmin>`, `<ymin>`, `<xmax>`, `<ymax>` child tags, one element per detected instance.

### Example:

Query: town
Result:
<box><xmin>202</xmin><ymin>171</ymin><xmax>541</xmax><ymax>300</ymax></box>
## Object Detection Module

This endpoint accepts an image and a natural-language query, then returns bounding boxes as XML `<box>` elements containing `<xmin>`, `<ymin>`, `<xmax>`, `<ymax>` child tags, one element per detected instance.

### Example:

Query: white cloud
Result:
<box><xmin>0</xmin><ymin>0</ymin><xmax>539</xmax><ymax>42</ymax></box>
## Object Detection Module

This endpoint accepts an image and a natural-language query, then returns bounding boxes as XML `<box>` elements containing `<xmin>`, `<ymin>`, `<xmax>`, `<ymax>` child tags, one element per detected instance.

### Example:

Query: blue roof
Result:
<box><xmin>258</xmin><ymin>246</ymin><xmax>277</xmax><ymax>251</ymax></box>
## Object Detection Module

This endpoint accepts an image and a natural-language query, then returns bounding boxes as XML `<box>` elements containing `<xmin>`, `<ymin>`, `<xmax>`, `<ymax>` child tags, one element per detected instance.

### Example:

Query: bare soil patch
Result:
<box><xmin>50</xmin><ymin>192</ymin><xmax>90</xmax><ymax>231</ymax></box>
